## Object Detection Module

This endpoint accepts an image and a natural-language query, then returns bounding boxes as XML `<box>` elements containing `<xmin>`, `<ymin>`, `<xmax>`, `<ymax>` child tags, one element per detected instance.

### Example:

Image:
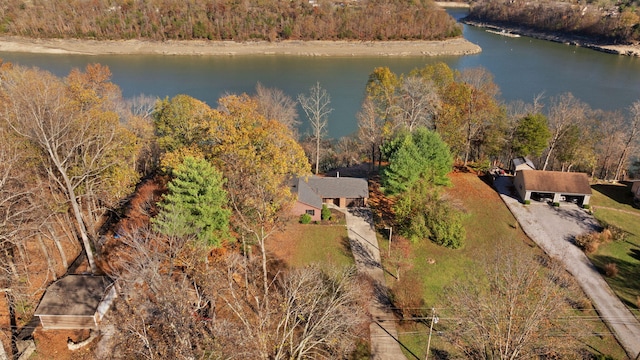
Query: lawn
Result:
<box><xmin>377</xmin><ymin>172</ymin><xmax>627</xmax><ymax>359</ymax></box>
<box><xmin>267</xmin><ymin>216</ymin><xmax>353</xmax><ymax>270</ymax></box>
<box><xmin>590</xmin><ymin>183</ymin><xmax>640</xmax><ymax>312</ymax></box>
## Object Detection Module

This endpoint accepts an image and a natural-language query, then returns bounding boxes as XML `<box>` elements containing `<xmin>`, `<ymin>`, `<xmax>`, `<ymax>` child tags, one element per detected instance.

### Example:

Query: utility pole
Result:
<box><xmin>385</xmin><ymin>226</ymin><xmax>392</xmax><ymax>256</ymax></box>
<box><xmin>425</xmin><ymin>308</ymin><xmax>438</xmax><ymax>360</ymax></box>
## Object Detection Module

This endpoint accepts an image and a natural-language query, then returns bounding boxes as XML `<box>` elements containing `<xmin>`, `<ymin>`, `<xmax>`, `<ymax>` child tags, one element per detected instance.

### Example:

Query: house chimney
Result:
<box><xmin>337</xmin><ymin>171</ymin><xmax>339</xmax><ymax>178</ymax></box>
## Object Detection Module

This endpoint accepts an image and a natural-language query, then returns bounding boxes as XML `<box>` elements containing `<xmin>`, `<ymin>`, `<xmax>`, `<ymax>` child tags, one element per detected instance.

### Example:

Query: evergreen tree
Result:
<box><xmin>154</xmin><ymin>156</ymin><xmax>230</xmax><ymax>247</ymax></box>
<box><xmin>512</xmin><ymin>113</ymin><xmax>551</xmax><ymax>157</ymax></box>
<box><xmin>382</xmin><ymin>127</ymin><xmax>453</xmax><ymax>194</ymax></box>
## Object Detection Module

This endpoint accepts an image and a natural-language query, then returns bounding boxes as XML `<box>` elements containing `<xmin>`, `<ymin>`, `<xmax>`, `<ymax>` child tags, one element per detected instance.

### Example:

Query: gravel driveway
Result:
<box><xmin>494</xmin><ymin>176</ymin><xmax>640</xmax><ymax>358</ymax></box>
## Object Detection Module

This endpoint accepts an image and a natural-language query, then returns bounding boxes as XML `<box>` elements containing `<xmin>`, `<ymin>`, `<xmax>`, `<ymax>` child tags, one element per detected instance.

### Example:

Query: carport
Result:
<box><xmin>513</xmin><ymin>170</ymin><xmax>592</xmax><ymax>206</ymax></box>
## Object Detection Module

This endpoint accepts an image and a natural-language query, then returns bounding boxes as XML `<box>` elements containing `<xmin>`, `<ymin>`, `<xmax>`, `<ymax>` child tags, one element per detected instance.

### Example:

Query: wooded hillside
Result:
<box><xmin>466</xmin><ymin>0</ymin><xmax>640</xmax><ymax>44</ymax></box>
<box><xmin>0</xmin><ymin>0</ymin><xmax>461</xmax><ymax>41</ymax></box>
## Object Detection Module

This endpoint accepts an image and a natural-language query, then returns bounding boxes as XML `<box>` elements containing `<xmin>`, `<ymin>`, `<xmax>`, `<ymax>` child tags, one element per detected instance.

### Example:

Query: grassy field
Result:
<box><xmin>590</xmin><ymin>183</ymin><xmax>640</xmax><ymax>312</ymax></box>
<box><xmin>377</xmin><ymin>172</ymin><xmax>627</xmax><ymax>359</ymax></box>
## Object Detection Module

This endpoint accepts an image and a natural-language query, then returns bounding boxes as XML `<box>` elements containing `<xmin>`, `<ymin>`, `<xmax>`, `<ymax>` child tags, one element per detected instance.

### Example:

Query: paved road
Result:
<box><xmin>341</xmin><ymin>207</ymin><xmax>408</xmax><ymax>360</ymax></box>
<box><xmin>495</xmin><ymin>176</ymin><xmax>640</xmax><ymax>359</ymax></box>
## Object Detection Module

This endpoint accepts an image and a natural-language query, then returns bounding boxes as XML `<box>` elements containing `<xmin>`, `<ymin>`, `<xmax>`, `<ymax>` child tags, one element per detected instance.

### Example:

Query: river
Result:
<box><xmin>1</xmin><ymin>8</ymin><xmax>639</xmax><ymax>138</ymax></box>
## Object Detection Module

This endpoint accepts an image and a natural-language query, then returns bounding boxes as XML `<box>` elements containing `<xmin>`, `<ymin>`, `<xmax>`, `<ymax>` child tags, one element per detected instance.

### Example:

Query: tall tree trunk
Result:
<box><xmin>48</xmin><ymin>225</ymin><xmax>68</xmax><ymax>270</ymax></box>
<box><xmin>37</xmin><ymin>234</ymin><xmax>56</xmax><ymax>281</ymax></box>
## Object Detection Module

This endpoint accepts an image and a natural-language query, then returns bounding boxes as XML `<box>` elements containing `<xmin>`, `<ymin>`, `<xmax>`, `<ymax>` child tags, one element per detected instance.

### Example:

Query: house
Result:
<box><xmin>513</xmin><ymin>170</ymin><xmax>592</xmax><ymax>206</ymax></box>
<box><xmin>291</xmin><ymin>176</ymin><xmax>369</xmax><ymax>220</ymax></box>
<box><xmin>34</xmin><ymin>275</ymin><xmax>116</xmax><ymax>330</ymax></box>
<box><xmin>510</xmin><ymin>156</ymin><xmax>536</xmax><ymax>173</ymax></box>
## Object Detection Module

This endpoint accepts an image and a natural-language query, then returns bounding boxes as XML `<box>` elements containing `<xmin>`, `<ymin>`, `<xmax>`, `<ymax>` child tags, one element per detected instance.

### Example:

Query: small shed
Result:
<box><xmin>513</xmin><ymin>170</ymin><xmax>592</xmax><ymax>206</ymax></box>
<box><xmin>34</xmin><ymin>275</ymin><xmax>116</xmax><ymax>330</ymax></box>
<box><xmin>511</xmin><ymin>157</ymin><xmax>536</xmax><ymax>173</ymax></box>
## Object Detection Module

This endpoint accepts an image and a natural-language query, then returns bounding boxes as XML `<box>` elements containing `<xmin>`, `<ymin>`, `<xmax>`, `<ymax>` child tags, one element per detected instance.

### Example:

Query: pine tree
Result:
<box><xmin>154</xmin><ymin>156</ymin><xmax>230</xmax><ymax>247</ymax></box>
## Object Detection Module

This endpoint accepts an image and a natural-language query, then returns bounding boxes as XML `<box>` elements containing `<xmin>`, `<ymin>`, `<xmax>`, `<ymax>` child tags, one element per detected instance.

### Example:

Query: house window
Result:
<box><xmin>305</xmin><ymin>210</ymin><xmax>315</xmax><ymax>216</ymax></box>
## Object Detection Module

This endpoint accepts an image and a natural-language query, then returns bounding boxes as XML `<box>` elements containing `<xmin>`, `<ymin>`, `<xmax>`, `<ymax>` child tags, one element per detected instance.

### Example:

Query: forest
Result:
<box><xmin>0</xmin><ymin>59</ymin><xmax>638</xmax><ymax>358</ymax></box>
<box><xmin>0</xmin><ymin>0</ymin><xmax>461</xmax><ymax>41</ymax></box>
<box><xmin>466</xmin><ymin>0</ymin><xmax>640</xmax><ymax>44</ymax></box>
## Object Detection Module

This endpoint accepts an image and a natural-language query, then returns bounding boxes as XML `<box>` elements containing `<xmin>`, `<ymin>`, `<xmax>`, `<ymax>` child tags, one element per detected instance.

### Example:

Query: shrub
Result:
<box><xmin>321</xmin><ymin>204</ymin><xmax>331</xmax><ymax>221</ymax></box>
<box><xmin>574</xmin><ymin>232</ymin><xmax>600</xmax><ymax>253</ymax></box>
<box><xmin>603</xmin><ymin>263</ymin><xmax>619</xmax><ymax>277</ymax></box>
<box><xmin>299</xmin><ymin>213</ymin><xmax>312</xmax><ymax>224</ymax></box>
<box><xmin>553</xmin><ymin>202</ymin><xmax>560</xmax><ymax>207</ymax></box>
<box><xmin>524</xmin><ymin>199</ymin><xmax>531</xmax><ymax>205</ymax></box>
<box><xmin>582</xmin><ymin>204</ymin><xmax>590</xmax><ymax>209</ymax></box>
<box><xmin>606</xmin><ymin>224</ymin><xmax>627</xmax><ymax>242</ymax></box>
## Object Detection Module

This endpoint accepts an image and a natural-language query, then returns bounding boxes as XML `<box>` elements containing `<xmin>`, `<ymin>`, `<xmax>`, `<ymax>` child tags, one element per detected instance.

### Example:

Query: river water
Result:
<box><xmin>1</xmin><ymin>8</ymin><xmax>639</xmax><ymax>138</ymax></box>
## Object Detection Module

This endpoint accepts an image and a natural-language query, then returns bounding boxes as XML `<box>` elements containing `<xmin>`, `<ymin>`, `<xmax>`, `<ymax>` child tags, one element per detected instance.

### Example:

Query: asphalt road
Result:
<box><xmin>494</xmin><ymin>175</ymin><xmax>640</xmax><ymax>359</ymax></box>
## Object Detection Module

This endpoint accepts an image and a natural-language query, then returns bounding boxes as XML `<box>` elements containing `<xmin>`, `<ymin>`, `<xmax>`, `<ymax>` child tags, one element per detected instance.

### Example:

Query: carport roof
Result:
<box><xmin>517</xmin><ymin>170</ymin><xmax>592</xmax><ymax>195</ymax></box>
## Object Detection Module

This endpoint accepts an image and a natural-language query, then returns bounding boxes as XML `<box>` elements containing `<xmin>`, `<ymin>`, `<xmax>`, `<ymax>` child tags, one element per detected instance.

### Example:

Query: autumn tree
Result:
<box><xmin>207</xmin><ymin>95</ymin><xmax>309</xmax><ymax>296</ymax></box>
<box><xmin>365</xmin><ymin>66</ymin><xmax>400</xmax><ymax>132</ymax></box>
<box><xmin>153</xmin><ymin>94</ymin><xmax>213</xmax><ymax>154</ymax></box>
<box><xmin>444</xmin><ymin>243</ymin><xmax>582</xmax><ymax>359</ymax></box>
<box><xmin>0</xmin><ymin>64</ymin><xmax>140</xmax><ymax>274</ymax></box>
<box><xmin>298</xmin><ymin>82</ymin><xmax>333</xmax><ymax>174</ymax></box>
<box><xmin>153</xmin><ymin>156</ymin><xmax>230</xmax><ymax>247</ymax></box>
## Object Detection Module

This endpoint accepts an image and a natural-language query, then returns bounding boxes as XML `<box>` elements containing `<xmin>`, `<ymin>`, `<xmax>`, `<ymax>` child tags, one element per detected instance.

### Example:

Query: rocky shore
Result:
<box><xmin>462</xmin><ymin>20</ymin><xmax>640</xmax><ymax>57</ymax></box>
<box><xmin>0</xmin><ymin>36</ymin><xmax>481</xmax><ymax>57</ymax></box>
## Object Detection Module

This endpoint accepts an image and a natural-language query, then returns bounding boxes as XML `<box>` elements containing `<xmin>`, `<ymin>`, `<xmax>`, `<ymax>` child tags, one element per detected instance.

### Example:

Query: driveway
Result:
<box><xmin>495</xmin><ymin>176</ymin><xmax>640</xmax><ymax>358</ymax></box>
<box><xmin>339</xmin><ymin>207</ymin><xmax>408</xmax><ymax>360</ymax></box>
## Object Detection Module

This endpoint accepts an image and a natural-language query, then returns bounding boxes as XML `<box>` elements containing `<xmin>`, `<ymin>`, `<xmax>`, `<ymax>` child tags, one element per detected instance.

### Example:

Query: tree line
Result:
<box><xmin>354</xmin><ymin>62</ymin><xmax>640</xmax><ymax>180</ymax></box>
<box><xmin>466</xmin><ymin>0</ymin><xmax>640</xmax><ymax>44</ymax></box>
<box><xmin>0</xmin><ymin>0</ymin><xmax>461</xmax><ymax>41</ymax></box>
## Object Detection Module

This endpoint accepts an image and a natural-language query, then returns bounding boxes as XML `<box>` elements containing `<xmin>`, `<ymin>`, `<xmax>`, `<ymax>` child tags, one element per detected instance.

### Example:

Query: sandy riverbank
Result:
<box><xmin>0</xmin><ymin>36</ymin><xmax>481</xmax><ymax>57</ymax></box>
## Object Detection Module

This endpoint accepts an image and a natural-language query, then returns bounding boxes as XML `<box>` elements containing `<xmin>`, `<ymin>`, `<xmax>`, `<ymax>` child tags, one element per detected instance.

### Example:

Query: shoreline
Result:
<box><xmin>463</xmin><ymin>20</ymin><xmax>640</xmax><ymax>57</ymax></box>
<box><xmin>0</xmin><ymin>36</ymin><xmax>481</xmax><ymax>57</ymax></box>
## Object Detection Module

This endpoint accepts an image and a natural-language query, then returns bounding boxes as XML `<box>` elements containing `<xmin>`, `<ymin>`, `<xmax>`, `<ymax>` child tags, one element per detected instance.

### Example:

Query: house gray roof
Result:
<box><xmin>291</xmin><ymin>178</ymin><xmax>323</xmax><ymax>209</ymax></box>
<box><xmin>517</xmin><ymin>170</ymin><xmax>592</xmax><ymax>195</ymax></box>
<box><xmin>35</xmin><ymin>275</ymin><xmax>114</xmax><ymax>317</ymax></box>
<box><xmin>304</xmin><ymin>176</ymin><xmax>369</xmax><ymax>199</ymax></box>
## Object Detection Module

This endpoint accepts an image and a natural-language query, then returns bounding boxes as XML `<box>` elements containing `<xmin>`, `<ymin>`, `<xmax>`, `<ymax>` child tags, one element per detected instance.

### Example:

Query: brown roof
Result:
<box><xmin>35</xmin><ymin>275</ymin><xmax>113</xmax><ymax>317</ymax></box>
<box><xmin>517</xmin><ymin>170</ymin><xmax>592</xmax><ymax>195</ymax></box>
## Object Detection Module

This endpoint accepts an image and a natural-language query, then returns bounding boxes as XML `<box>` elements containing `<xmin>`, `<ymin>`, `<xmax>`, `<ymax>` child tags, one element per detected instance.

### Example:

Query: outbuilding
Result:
<box><xmin>513</xmin><ymin>170</ymin><xmax>592</xmax><ymax>206</ymax></box>
<box><xmin>34</xmin><ymin>275</ymin><xmax>116</xmax><ymax>330</ymax></box>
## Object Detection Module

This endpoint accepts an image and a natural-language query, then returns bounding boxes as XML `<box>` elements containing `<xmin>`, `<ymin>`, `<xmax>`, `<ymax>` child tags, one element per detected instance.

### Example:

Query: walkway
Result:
<box><xmin>340</xmin><ymin>207</ymin><xmax>408</xmax><ymax>360</ymax></box>
<box><xmin>495</xmin><ymin>176</ymin><xmax>640</xmax><ymax>359</ymax></box>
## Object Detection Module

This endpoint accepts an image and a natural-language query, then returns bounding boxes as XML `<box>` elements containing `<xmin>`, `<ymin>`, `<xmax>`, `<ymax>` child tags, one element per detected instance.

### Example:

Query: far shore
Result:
<box><xmin>0</xmin><ymin>36</ymin><xmax>481</xmax><ymax>57</ymax></box>
<box><xmin>463</xmin><ymin>20</ymin><xmax>640</xmax><ymax>57</ymax></box>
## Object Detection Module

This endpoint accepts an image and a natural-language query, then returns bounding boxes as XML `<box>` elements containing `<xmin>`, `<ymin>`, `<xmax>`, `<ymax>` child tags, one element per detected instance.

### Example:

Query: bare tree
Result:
<box><xmin>357</xmin><ymin>97</ymin><xmax>384</xmax><ymax>170</ymax></box>
<box><xmin>393</xmin><ymin>75</ymin><xmax>440</xmax><ymax>132</ymax></box>
<box><xmin>254</xmin><ymin>83</ymin><xmax>300</xmax><ymax>136</ymax></box>
<box><xmin>444</xmin><ymin>242</ymin><xmax>582</xmax><ymax>359</ymax></box>
<box><xmin>613</xmin><ymin>100</ymin><xmax>640</xmax><ymax>180</ymax></box>
<box><xmin>298</xmin><ymin>82</ymin><xmax>333</xmax><ymax>174</ymax></box>
<box><xmin>542</xmin><ymin>93</ymin><xmax>590</xmax><ymax>171</ymax></box>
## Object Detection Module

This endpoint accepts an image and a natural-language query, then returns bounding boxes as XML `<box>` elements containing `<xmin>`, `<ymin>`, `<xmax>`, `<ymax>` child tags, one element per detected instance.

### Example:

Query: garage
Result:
<box><xmin>513</xmin><ymin>170</ymin><xmax>592</xmax><ymax>206</ymax></box>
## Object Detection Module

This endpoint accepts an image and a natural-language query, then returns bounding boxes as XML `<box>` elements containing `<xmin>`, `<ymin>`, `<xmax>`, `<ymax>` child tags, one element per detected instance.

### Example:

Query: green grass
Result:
<box><xmin>378</xmin><ymin>174</ymin><xmax>627</xmax><ymax>359</ymax></box>
<box><xmin>590</xmin><ymin>185</ymin><xmax>640</xmax><ymax>312</ymax></box>
<box><xmin>282</xmin><ymin>224</ymin><xmax>354</xmax><ymax>269</ymax></box>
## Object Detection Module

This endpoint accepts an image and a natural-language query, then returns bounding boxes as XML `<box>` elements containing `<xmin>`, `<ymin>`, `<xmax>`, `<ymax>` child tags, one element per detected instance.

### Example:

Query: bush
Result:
<box><xmin>604</xmin><ymin>263</ymin><xmax>619</xmax><ymax>277</ymax></box>
<box><xmin>524</xmin><ymin>199</ymin><xmax>531</xmax><ymax>205</ymax></box>
<box><xmin>582</xmin><ymin>204</ymin><xmax>590</xmax><ymax>209</ymax></box>
<box><xmin>606</xmin><ymin>224</ymin><xmax>627</xmax><ymax>242</ymax></box>
<box><xmin>553</xmin><ymin>202</ymin><xmax>560</xmax><ymax>207</ymax></box>
<box><xmin>321</xmin><ymin>204</ymin><xmax>332</xmax><ymax>221</ymax></box>
<box><xmin>574</xmin><ymin>232</ymin><xmax>601</xmax><ymax>253</ymax></box>
<box><xmin>299</xmin><ymin>213</ymin><xmax>312</xmax><ymax>224</ymax></box>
